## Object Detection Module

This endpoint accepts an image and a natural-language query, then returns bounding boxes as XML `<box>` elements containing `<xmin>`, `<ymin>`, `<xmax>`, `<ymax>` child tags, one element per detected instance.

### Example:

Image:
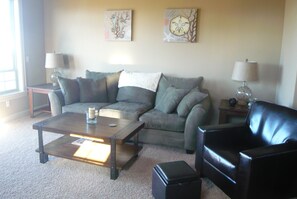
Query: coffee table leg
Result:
<box><xmin>110</xmin><ymin>139</ymin><xmax>119</xmax><ymax>180</ymax></box>
<box><xmin>133</xmin><ymin>134</ymin><xmax>139</xmax><ymax>157</ymax></box>
<box><xmin>133</xmin><ymin>133</ymin><xmax>139</xmax><ymax>146</ymax></box>
<box><xmin>38</xmin><ymin>128</ymin><xmax>48</xmax><ymax>163</ymax></box>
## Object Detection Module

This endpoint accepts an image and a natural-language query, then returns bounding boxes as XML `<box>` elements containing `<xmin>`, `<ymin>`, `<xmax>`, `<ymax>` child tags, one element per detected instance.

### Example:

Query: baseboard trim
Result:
<box><xmin>1</xmin><ymin>110</ymin><xmax>29</xmax><ymax>123</ymax></box>
<box><xmin>1</xmin><ymin>104</ymin><xmax>48</xmax><ymax>123</ymax></box>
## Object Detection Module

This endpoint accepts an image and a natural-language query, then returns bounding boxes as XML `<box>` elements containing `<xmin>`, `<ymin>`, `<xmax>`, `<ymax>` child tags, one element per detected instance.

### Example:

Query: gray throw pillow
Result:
<box><xmin>58</xmin><ymin>76</ymin><xmax>80</xmax><ymax>105</ymax></box>
<box><xmin>117</xmin><ymin>86</ymin><xmax>155</xmax><ymax>106</ymax></box>
<box><xmin>155</xmin><ymin>86</ymin><xmax>189</xmax><ymax>113</ymax></box>
<box><xmin>155</xmin><ymin>75</ymin><xmax>203</xmax><ymax>106</ymax></box>
<box><xmin>86</xmin><ymin>70</ymin><xmax>121</xmax><ymax>103</ymax></box>
<box><xmin>177</xmin><ymin>88</ymin><xmax>208</xmax><ymax>117</ymax></box>
<box><xmin>155</xmin><ymin>75</ymin><xmax>171</xmax><ymax>106</ymax></box>
<box><xmin>77</xmin><ymin>77</ymin><xmax>108</xmax><ymax>103</ymax></box>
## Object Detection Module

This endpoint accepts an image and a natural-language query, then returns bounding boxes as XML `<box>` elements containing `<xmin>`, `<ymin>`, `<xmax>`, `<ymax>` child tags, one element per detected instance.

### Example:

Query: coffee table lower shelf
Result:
<box><xmin>37</xmin><ymin>135</ymin><xmax>142</xmax><ymax>170</ymax></box>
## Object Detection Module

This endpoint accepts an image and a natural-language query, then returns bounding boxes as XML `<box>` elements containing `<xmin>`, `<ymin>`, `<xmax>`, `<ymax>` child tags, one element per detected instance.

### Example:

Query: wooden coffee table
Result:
<box><xmin>33</xmin><ymin>112</ymin><xmax>144</xmax><ymax>180</ymax></box>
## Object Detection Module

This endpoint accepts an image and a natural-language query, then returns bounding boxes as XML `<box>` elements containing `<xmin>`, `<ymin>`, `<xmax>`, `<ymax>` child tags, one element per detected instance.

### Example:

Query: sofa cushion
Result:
<box><xmin>58</xmin><ymin>76</ymin><xmax>80</xmax><ymax>105</ymax></box>
<box><xmin>165</xmin><ymin>75</ymin><xmax>203</xmax><ymax>89</ymax></box>
<box><xmin>117</xmin><ymin>86</ymin><xmax>155</xmax><ymax>106</ymax></box>
<box><xmin>155</xmin><ymin>86</ymin><xmax>189</xmax><ymax>113</ymax></box>
<box><xmin>99</xmin><ymin>102</ymin><xmax>152</xmax><ymax>121</ymax></box>
<box><xmin>155</xmin><ymin>75</ymin><xmax>203</xmax><ymax>106</ymax></box>
<box><xmin>117</xmin><ymin>71</ymin><xmax>161</xmax><ymax>106</ymax></box>
<box><xmin>62</xmin><ymin>102</ymin><xmax>110</xmax><ymax>114</ymax></box>
<box><xmin>177</xmin><ymin>88</ymin><xmax>208</xmax><ymax>117</ymax></box>
<box><xmin>77</xmin><ymin>77</ymin><xmax>108</xmax><ymax>103</ymax></box>
<box><xmin>86</xmin><ymin>70</ymin><xmax>121</xmax><ymax>103</ymax></box>
<box><xmin>139</xmin><ymin>109</ymin><xmax>186</xmax><ymax>132</ymax></box>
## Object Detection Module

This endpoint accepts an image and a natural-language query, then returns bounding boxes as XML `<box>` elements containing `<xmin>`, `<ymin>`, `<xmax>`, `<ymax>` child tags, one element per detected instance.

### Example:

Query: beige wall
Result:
<box><xmin>0</xmin><ymin>0</ymin><xmax>46</xmax><ymax>120</ymax></box>
<box><xmin>44</xmin><ymin>0</ymin><xmax>284</xmax><ymax>123</ymax></box>
<box><xmin>277</xmin><ymin>0</ymin><xmax>297</xmax><ymax>108</ymax></box>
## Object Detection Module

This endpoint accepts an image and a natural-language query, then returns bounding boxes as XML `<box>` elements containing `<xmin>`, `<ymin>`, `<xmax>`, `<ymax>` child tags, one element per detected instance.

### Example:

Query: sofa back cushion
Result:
<box><xmin>155</xmin><ymin>75</ymin><xmax>203</xmax><ymax>106</ymax></box>
<box><xmin>77</xmin><ymin>77</ymin><xmax>108</xmax><ymax>103</ymax></box>
<box><xmin>116</xmin><ymin>71</ymin><xmax>162</xmax><ymax>106</ymax></box>
<box><xmin>86</xmin><ymin>70</ymin><xmax>121</xmax><ymax>103</ymax></box>
<box><xmin>247</xmin><ymin>101</ymin><xmax>297</xmax><ymax>145</ymax></box>
<box><xmin>58</xmin><ymin>76</ymin><xmax>80</xmax><ymax>105</ymax></box>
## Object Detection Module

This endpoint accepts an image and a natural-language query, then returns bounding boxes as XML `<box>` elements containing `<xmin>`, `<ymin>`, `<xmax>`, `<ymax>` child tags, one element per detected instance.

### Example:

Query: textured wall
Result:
<box><xmin>277</xmin><ymin>0</ymin><xmax>297</xmax><ymax>108</ymax></box>
<box><xmin>44</xmin><ymin>0</ymin><xmax>285</xmax><ymax>123</ymax></box>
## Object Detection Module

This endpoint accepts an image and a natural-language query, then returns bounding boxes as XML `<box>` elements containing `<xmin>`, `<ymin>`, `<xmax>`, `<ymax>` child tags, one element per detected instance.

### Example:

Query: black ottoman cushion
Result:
<box><xmin>152</xmin><ymin>161</ymin><xmax>201</xmax><ymax>199</ymax></box>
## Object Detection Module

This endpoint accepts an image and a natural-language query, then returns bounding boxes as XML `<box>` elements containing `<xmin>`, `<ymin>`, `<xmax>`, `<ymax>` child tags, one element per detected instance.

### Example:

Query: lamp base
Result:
<box><xmin>52</xmin><ymin>82</ymin><xmax>59</xmax><ymax>87</ymax></box>
<box><xmin>235</xmin><ymin>83</ymin><xmax>252</xmax><ymax>106</ymax></box>
<box><xmin>50</xmin><ymin>70</ymin><xmax>62</xmax><ymax>87</ymax></box>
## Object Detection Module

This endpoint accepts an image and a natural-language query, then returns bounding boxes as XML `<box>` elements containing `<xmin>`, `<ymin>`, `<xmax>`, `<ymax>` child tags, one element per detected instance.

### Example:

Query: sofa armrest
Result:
<box><xmin>184</xmin><ymin>96</ymin><xmax>211</xmax><ymax>151</ymax></box>
<box><xmin>48</xmin><ymin>90</ymin><xmax>65</xmax><ymax>116</ymax></box>
<box><xmin>237</xmin><ymin>142</ymin><xmax>297</xmax><ymax>198</ymax></box>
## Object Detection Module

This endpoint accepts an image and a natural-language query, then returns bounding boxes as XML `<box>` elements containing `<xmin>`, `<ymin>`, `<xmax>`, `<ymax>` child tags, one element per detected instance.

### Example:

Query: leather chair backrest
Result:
<box><xmin>247</xmin><ymin>101</ymin><xmax>297</xmax><ymax>145</ymax></box>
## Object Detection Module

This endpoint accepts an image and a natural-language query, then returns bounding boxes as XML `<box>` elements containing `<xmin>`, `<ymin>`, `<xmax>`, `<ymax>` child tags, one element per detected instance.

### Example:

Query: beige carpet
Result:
<box><xmin>0</xmin><ymin>114</ymin><xmax>229</xmax><ymax>199</ymax></box>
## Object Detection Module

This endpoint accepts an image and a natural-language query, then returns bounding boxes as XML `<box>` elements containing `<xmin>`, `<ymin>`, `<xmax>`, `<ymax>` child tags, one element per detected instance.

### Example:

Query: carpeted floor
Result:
<box><xmin>0</xmin><ymin>114</ymin><xmax>229</xmax><ymax>199</ymax></box>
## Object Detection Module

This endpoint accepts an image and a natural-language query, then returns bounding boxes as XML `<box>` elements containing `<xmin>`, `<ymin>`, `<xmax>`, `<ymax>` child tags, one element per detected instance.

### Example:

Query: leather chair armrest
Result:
<box><xmin>199</xmin><ymin>123</ymin><xmax>250</xmax><ymax>146</ymax></box>
<box><xmin>195</xmin><ymin>123</ymin><xmax>249</xmax><ymax>173</ymax></box>
<box><xmin>237</xmin><ymin>142</ymin><xmax>297</xmax><ymax>199</ymax></box>
<box><xmin>198</xmin><ymin>122</ymin><xmax>246</xmax><ymax>133</ymax></box>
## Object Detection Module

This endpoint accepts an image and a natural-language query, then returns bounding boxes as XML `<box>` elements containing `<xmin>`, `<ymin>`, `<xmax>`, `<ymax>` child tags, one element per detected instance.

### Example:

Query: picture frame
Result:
<box><xmin>164</xmin><ymin>8</ymin><xmax>198</xmax><ymax>43</ymax></box>
<box><xmin>104</xmin><ymin>10</ymin><xmax>132</xmax><ymax>41</ymax></box>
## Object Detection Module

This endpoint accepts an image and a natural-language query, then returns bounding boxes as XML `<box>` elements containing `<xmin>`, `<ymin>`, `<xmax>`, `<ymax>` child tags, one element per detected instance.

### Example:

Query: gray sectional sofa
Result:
<box><xmin>48</xmin><ymin>70</ymin><xmax>211</xmax><ymax>153</ymax></box>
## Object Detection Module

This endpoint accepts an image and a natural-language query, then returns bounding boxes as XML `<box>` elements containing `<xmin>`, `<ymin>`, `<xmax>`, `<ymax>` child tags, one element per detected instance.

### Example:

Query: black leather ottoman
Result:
<box><xmin>152</xmin><ymin>161</ymin><xmax>201</xmax><ymax>199</ymax></box>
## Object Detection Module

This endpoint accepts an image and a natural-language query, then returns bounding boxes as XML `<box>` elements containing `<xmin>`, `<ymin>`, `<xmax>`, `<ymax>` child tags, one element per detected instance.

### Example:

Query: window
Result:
<box><xmin>0</xmin><ymin>0</ymin><xmax>24</xmax><ymax>96</ymax></box>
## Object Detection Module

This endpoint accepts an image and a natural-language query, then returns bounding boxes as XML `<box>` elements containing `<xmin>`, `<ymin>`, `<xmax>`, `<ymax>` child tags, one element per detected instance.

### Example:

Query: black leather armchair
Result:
<box><xmin>195</xmin><ymin>101</ymin><xmax>297</xmax><ymax>199</ymax></box>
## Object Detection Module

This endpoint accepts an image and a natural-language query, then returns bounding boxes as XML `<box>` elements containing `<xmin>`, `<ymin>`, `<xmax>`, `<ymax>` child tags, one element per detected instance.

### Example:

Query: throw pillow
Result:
<box><xmin>86</xmin><ymin>70</ymin><xmax>121</xmax><ymax>103</ymax></box>
<box><xmin>155</xmin><ymin>75</ymin><xmax>203</xmax><ymax>106</ymax></box>
<box><xmin>58</xmin><ymin>76</ymin><xmax>80</xmax><ymax>105</ymax></box>
<box><xmin>177</xmin><ymin>88</ymin><xmax>208</xmax><ymax>117</ymax></box>
<box><xmin>155</xmin><ymin>75</ymin><xmax>171</xmax><ymax>106</ymax></box>
<box><xmin>155</xmin><ymin>86</ymin><xmax>189</xmax><ymax>114</ymax></box>
<box><xmin>116</xmin><ymin>71</ymin><xmax>161</xmax><ymax>106</ymax></box>
<box><xmin>117</xmin><ymin>86</ymin><xmax>155</xmax><ymax>106</ymax></box>
<box><xmin>77</xmin><ymin>77</ymin><xmax>108</xmax><ymax>103</ymax></box>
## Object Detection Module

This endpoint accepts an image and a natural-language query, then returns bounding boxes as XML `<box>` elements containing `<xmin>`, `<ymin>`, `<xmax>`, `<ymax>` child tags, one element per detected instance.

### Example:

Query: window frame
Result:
<box><xmin>0</xmin><ymin>0</ymin><xmax>26</xmax><ymax>99</ymax></box>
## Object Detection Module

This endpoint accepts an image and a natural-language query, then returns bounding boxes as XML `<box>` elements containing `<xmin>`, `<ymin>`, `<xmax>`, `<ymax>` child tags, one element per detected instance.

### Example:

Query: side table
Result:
<box><xmin>218</xmin><ymin>99</ymin><xmax>249</xmax><ymax>124</ymax></box>
<box><xmin>27</xmin><ymin>83</ymin><xmax>60</xmax><ymax>118</ymax></box>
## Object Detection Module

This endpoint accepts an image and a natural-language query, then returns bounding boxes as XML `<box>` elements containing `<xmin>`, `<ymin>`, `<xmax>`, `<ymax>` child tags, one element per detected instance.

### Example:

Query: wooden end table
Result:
<box><xmin>27</xmin><ymin>83</ymin><xmax>60</xmax><ymax>118</ymax></box>
<box><xmin>218</xmin><ymin>99</ymin><xmax>249</xmax><ymax>124</ymax></box>
<box><xmin>33</xmin><ymin>112</ymin><xmax>144</xmax><ymax>180</ymax></box>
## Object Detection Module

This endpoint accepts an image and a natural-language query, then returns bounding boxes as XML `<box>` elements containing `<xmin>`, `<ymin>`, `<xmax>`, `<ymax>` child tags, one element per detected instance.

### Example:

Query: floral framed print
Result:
<box><xmin>164</xmin><ymin>9</ymin><xmax>198</xmax><ymax>43</ymax></box>
<box><xmin>104</xmin><ymin>10</ymin><xmax>132</xmax><ymax>41</ymax></box>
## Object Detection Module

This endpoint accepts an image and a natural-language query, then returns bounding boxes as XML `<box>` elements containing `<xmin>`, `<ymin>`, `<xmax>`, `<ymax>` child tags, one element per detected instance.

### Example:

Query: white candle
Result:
<box><xmin>88</xmin><ymin>107</ymin><xmax>95</xmax><ymax>119</ymax></box>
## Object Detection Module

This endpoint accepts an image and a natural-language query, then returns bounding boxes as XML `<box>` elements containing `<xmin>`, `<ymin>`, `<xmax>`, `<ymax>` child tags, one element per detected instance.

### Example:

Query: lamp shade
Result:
<box><xmin>45</xmin><ymin>53</ymin><xmax>64</xmax><ymax>69</ymax></box>
<box><xmin>232</xmin><ymin>61</ymin><xmax>258</xmax><ymax>82</ymax></box>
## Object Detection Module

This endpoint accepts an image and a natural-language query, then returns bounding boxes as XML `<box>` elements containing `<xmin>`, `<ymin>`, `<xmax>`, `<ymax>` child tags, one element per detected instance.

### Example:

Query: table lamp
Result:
<box><xmin>45</xmin><ymin>53</ymin><xmax>64</xmax><ymax>86</ymax></box>
<box><xmin>232</xmin><ymin>59</ymin><xmax>258</xmax><ymax>105</ymax></box>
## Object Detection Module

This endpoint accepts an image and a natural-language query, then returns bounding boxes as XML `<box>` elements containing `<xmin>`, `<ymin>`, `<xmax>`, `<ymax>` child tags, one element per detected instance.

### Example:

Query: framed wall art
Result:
<box><xmin>164</xmin><ymin>8</ymin><xmax>198</xmax><ymax>43</ymax></box>
<box><xmin>104</xmin><ymin>10</ymin><xmax>132</xmax><ymax>41</ymax></box>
